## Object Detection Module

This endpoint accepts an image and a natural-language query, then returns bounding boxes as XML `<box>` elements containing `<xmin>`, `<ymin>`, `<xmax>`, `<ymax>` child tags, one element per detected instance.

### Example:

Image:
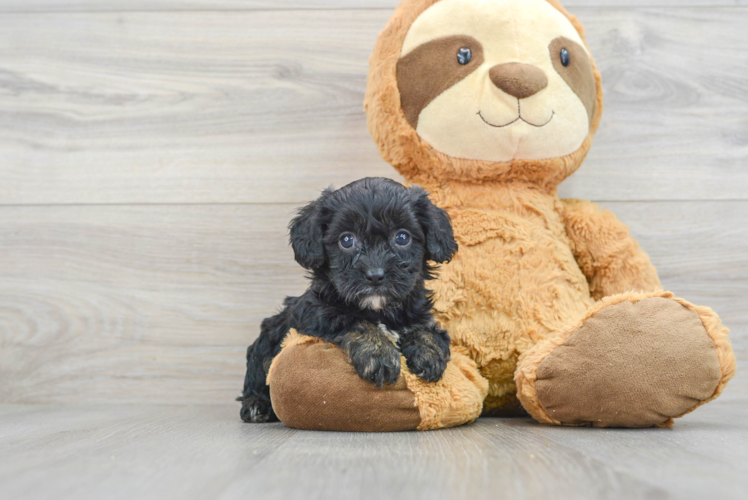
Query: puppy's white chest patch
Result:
<box><xmin>378</xmin><ymin>323</ymin><xmax>400</xmax><ymax>344</ymax></box>
<box><xmin>361</xmin><ymin>295</ymin><xmax>387</xmax><ymax>310</ymax></box>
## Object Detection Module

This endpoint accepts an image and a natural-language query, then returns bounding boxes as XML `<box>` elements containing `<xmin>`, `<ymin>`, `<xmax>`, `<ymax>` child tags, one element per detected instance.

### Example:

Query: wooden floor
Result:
<box><xmin>2</xmin><ymin>375</ymin><xmax>747</xmax><ymax>500</ymax></box>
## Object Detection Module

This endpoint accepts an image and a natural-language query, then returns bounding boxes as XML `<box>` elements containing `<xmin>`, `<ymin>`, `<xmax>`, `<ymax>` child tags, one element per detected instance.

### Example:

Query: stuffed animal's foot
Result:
<box><xmin>239</xmin><ymin>393</ymin><xmax>278</xmax><ymax>423</ymax></box>
<box><xmin>515</xmin><ymin>291</ymin><xmax>736</xmax><ymax>428</ymax></box>
<box><xmin>265</xmin><ymin>331</ymin><xmax>488</xmax><ymax>431</ymax></box>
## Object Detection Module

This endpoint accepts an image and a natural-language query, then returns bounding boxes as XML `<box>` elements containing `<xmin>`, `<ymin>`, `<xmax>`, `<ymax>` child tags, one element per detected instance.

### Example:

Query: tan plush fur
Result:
<box><xmin>365</xmin><ymin>0</ymin><xmax>735</xmax><ymax>420</ymax></box>
<box><xmin>560</xmin><ymin>199</ymin><xmax>663</xmax><ymax>300</ymax></box>
<box><xmin>266</xmin><ymin>329</ymin><xmax>320</xmax><ymax>386</ymax></box>
<box><xmin>403</xmin><ymin>352</ymin><xmax>488</xmax><ymax>430</ymax></box>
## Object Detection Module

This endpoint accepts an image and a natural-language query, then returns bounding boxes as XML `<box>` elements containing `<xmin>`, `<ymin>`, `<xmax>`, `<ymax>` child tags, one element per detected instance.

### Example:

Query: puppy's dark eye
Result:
<box><xmin>457</xmin><ymin>47</ymin><xmax>472</xmax><ymax>65</ymax></box>
<box><xmin>394</xmin><ymin>232</ymin><xmax>411</xmax><ymax>247</ymax></box>
<box><xmin>560</xmin><ymin>48</ymin><xmax>570</xmax><ymax>67</ymax></box>
<box><xmin>339</xmin><ymin>233</ymin><xmax>356</xmax><ymax>250</ymax></box>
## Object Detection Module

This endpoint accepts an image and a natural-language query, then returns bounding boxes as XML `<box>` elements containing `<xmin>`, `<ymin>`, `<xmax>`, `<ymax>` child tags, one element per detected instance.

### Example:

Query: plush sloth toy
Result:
<box><xmin>265</xmin><ymin>0</ymin><xmax>736</xmax><ymax>430</ymax></box>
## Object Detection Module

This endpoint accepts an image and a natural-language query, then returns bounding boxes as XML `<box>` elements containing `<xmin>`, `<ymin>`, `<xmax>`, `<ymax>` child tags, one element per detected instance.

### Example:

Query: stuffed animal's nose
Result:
<box><xmin>489</xmin><ymin>62</ymin><xmax>548</xmax><ymax>99</ymax></box>
<box><xmin>366</xmin><ymin>268</ymin><xmax>385</xmax><ymax>286</ymax></box>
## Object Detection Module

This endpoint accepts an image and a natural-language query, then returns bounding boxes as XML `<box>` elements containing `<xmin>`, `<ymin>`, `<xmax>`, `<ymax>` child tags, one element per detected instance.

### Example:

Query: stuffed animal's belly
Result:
<box><xmin>431</xmin><ymin>210</ymin><xmax>594</xmax><ymax>410</ymax></box>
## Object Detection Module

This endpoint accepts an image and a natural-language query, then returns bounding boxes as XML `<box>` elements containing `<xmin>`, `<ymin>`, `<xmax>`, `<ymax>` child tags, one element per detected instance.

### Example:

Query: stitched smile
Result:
<box><xmin>477</xmin><ymin>110</ymin><xmax>555</xmax><ymax>128</ymax></box>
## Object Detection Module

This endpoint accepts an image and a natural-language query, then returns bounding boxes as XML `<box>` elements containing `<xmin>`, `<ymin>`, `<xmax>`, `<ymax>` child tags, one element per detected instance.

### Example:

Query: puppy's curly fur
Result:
<box><xmin>239</xmin><ymin>177</ymin><xmax>458</xmax><ymax>423</ymax></box>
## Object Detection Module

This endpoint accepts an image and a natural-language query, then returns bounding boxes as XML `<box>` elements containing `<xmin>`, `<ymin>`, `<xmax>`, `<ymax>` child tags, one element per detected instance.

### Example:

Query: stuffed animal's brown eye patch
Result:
<box><xmin>397</xmin><ymin>35</ymin><xmax>484</xmax><ymax>129</ymax></box>
<box><xmin>549</xmin><ymin>37</ymin><xmax>596</xmax><ymax>124</ymax></box>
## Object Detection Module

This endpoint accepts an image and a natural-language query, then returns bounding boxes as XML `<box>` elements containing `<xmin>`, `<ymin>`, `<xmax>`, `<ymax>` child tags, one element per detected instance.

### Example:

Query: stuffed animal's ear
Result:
<box><xmin>411</xmin><ymin>186</ymin><xmax>458</xmax><ymax>263</ymax></box>
<box><xmin>289</xmin><ymin>189</ymin><xmax>333</xmax><ymax>270</ymax></box>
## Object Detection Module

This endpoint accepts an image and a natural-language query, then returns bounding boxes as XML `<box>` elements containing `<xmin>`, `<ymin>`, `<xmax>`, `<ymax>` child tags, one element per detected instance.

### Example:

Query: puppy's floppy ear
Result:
<box><xmin>289</xmin><ymin>188</ymin><xmax>333</xmax><ymax>270</ymax></box>
<box><xmin>411</xmin><ymin>186</ymin><xmax>458</xmax><ymax>263</ymax></box>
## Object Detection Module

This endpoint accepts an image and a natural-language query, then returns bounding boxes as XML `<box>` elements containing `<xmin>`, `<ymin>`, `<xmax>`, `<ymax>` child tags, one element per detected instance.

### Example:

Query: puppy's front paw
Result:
<box><xmin>240</xmin><ymin>394</ymin><xmax>278</xmax><ymax>423</ymax></box>
<box><xmin>402</xmin><ymin>341</ymin><xmax>448</xmax><ymax>383</ymax></box>
<box><xmin>347</xmin><ymin>337</ymin><xmax>401</xmax><ymax>387</ymax></box>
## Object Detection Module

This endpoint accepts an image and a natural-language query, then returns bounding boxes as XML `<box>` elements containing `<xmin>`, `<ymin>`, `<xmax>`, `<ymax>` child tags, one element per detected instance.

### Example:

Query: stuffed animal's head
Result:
<box><xmin>365</xmin><ymin>0</ymin><xmax>603</xmax><ymax>187</ymax></box>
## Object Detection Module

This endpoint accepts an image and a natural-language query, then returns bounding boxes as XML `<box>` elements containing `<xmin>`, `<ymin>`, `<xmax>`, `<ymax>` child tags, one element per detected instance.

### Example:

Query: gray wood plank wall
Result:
<box><xmin>1</xmin><ymin>0</ymin><xmax>746</xmax><ymax>405</ymax></box>
<box><xmin>2</xmin><ymin>1</ymin><xmax>747</xmax><ymax>12</ymax></box>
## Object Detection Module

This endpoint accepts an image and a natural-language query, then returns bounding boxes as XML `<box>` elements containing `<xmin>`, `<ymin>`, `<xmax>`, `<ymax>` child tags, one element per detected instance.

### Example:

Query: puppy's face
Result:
<box><xmin>323</xmin><ymin>191</ymin><xmax>426</xmax><ymax>310</ymax></box>
<box><xmin>396</xmin><ymin>0</ymin><xmax>596</xmax><ymax>163</ymax></box>
<box><xmin>290</xmin><ymin>178</ymin><xmax>457</xmax><ymax>310</ymax></box>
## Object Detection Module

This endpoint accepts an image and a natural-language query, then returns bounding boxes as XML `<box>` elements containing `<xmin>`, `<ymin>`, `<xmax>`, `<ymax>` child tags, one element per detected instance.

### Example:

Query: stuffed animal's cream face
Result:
<box><xmin>397</xmin><ymin>0</ymin><xmax>597</xmax><ymax>163</ymax></box>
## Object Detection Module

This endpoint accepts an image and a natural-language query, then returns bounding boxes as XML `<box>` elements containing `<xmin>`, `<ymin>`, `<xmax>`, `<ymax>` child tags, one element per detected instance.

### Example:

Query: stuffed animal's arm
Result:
<box><xmin>560</xmin><ymin>199</ymin><xmax>662</xmax><ymax>301</ymax></box>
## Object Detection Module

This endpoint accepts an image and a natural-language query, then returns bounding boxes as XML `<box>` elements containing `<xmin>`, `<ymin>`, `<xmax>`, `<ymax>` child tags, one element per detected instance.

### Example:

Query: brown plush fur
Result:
<box><xmin>364</xmin><ymin>0</ymin><xmax>735</xmax><ymax>420</ymax></box>
<box><xmin>560</xmin><ymin>199</ymin><xmax>662</xmax><ymax>300</ymax></box>
<box><xmin>264</xmin><ymin>0</ymin><xmax>735</xmax><ymax>430</ymax></box>
<box><xmin>418</xmin><ymin>183</ymin><xmax>674</xmax><ymax>412</ymax></box>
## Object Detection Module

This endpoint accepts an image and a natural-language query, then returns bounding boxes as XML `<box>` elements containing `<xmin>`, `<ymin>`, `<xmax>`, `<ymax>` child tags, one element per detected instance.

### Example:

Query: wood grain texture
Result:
<box><xmin>0</xmin><ymin>0</ymin><xmax>745</xmax><ymax>13</ymax></box>
<box><xmin>0</xmin><ymin>8</ymin><xmax>746</xmax><ymax>204</ymax></box>
<box><xmin>0</xmin><ymin>204</ymin><xmax>306</xmax><ymax>404</ymax></box>
<box><xmin>0</xmin><ymin>5</ymin><xmax>745</xmax><ymax>497</ymax></box>
<box><xmin>0</xmin><ymin>201</ymin><xmax>745</xmax><ymax>404</ymax></box>
<box><xmin>0</xmin><ymin>398</ymin><xmax>747</xmax><ymax>500</ymax></box>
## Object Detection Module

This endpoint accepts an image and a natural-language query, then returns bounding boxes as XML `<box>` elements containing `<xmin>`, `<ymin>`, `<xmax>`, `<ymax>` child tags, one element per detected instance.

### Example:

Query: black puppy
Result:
<box><xmin>239</xmin><ymin>177</ymin><xmax>458</xmax><ymax>423</ymax></box>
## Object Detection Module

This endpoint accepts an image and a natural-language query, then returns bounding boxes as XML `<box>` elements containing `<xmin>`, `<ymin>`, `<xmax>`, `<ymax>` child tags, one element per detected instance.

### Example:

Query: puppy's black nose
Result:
<box><xmin>365</xmin><ymin>268</ymin><xmax>385</xmax><ymax>286</ymax></box>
